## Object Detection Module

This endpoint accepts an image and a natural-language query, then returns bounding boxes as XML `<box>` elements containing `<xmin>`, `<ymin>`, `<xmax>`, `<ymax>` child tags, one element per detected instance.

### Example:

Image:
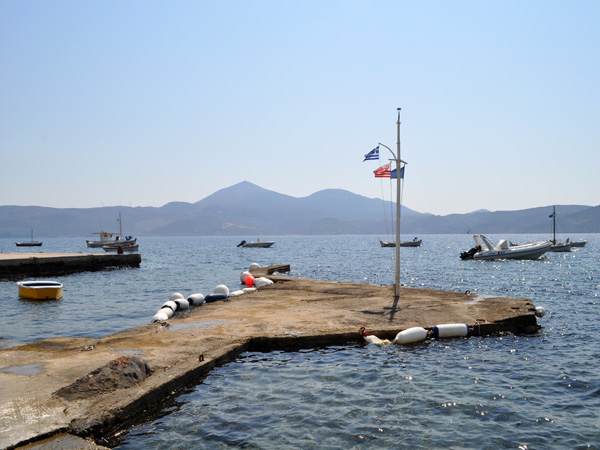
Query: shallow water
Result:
<box><xmin>1</xmin><ymin>234</ymin><xmax>599</xmax><ymax>448</ymax></box>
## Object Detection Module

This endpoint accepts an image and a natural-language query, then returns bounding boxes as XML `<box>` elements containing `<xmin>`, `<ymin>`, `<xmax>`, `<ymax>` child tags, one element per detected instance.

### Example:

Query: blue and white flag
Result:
<box><xmin>363</xmin><ymin>146</ymin><xmax>379</xmax><ymax>161</ymax></box>
<box><xmin>391</xmin><ymin>166</ymin><xmax>405</xmax><ymax>179</ymax></box>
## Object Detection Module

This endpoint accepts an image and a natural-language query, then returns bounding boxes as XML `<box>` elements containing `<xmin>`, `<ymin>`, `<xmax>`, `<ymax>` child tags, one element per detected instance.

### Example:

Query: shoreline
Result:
<box><xmin>1</xmin><ymin>265</ymin><xmax>539</xmax><ymax>449</ymax></box>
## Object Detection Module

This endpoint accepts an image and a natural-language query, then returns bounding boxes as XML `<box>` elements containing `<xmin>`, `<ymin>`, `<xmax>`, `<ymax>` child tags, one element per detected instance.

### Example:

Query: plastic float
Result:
<box><xmin>187</xmin><ymin>293</ymin><xmax>205</xmax><ymax>306</ymax></box>
<box><xmin>152</xmin><ymin>310</ymin><xmax>170</xmax><ymax>322</ymax></box>
<box><xmin>359</xmin><ymin>326</ymin><xmax>391</xmax><ymax>345</ymax></box>
<box><xmin>240</xmin><ymin>271</ymin><xmax>252</xmax><ymax>283</ymax></box>
<box><xmin>174</xmin><ymin>298</ymin><xmax>189</xmax><ymax>310</ymax></box>
<box><xmin>161</xmin><ymin>300</ymin><xmax>178</xmax><ymax>314</ymax></box>
<box><xmin>249</xmin><ymin>262</ymin><xmax>261</xmax><ymax>270</ymax></box>
<box><xmin>253</xmin><ymin>277</ymin><xmax>274</xmax><ymax>288</ymax></box>
<box><xmin>228</xmin><ymin>290</ymin><xmax>245</xmax><ymax>297</ymax></box>
<box><xmin>204</xmin><ymin>293</ymin><xmax>228</xmax><ymax>303</ymax></box>
<box><xmin>535</xmin><ymin>306</ymin><xmax>546</xmax><ymax>318</ymax></box>
<box><xmin>393</xmin><ymin>327</ymin><xmax>428</xmax><ymax>345</ymax></box>
<box><xmin>169</xmin><ymin>292</ymin><xmax>184</xmax><ymax>301</ymax></box>
<box><xmin>214</xmin><ymin>284</ymin><xmax>230</xmax><ymax>296</ymax></box>
<box><xmin>430</xmin><ymin>323</ymin><xmax>470</xmax><ymax>339</ymax></box>
<box><xmin>242</xmin><ymin>287</ymin><xmax>256</xmax><ymax>293</ymax></box>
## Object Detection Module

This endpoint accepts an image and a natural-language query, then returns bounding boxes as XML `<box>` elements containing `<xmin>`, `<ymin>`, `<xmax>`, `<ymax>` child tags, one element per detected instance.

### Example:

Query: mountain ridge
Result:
<box><xmin>0</xmin><ymin>181</ymin><xmax>597</xmax><ymax>237</ymax></box>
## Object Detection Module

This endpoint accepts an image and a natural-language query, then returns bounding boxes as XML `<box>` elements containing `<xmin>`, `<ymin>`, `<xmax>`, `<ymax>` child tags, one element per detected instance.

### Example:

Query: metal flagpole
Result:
<box><xmin>379</xmin><ymin>108</ymin><xmax>404</xmax><ymax>298</ymax></box>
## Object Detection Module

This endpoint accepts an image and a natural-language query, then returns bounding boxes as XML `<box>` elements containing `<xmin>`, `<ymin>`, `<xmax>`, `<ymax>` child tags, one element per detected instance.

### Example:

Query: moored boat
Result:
<box><xmin>16</xmin><ymin>229</ymin><xmax>42</xmax><ymax>247</ymax></box>
<box><xmin>17</xmin><ymin>280</ymin><xmax>63</xmax><ymax>300</ymax></box>
<box><xmin>548</xmin><ymin>206</ymin><xmax>571</xmax><ymax>252</ymax></box>
<box><xmin>237</xmin><ymin>239</ymin><xmax>275</xmax><ymax>248</ymax></box>
<box><xmin>379</xmin><ymin>237</ymin><xmax>422</xmax><ymax>247</ymax></box>
<box><xmin>86</xmin><ymin>212</ymin><xmax>137</xmax><ymax>248</ymax></box>
<box><xmin>460</xmin><ymin>234</ymin><xmax>551</xmax><ymax>260</ymax></box>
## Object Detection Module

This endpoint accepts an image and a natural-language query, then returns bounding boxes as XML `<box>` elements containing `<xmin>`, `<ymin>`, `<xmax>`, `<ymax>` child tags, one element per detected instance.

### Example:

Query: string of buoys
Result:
<box><xmin>151</xmin><ymin>262</ymin><xmax>274</xmax><ymax>323</ymax></box>
<box><xmin>360</xmin><ymin>323</ymin><xmax>472</xmax><ymax>346</ymax></box>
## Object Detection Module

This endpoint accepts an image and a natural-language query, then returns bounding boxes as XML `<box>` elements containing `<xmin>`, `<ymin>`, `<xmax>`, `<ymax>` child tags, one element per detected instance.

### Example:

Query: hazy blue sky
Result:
<box><xmin>1</xmin><ymin>1</ymin><xmax>598</xmax><ymax>215</ymax></box>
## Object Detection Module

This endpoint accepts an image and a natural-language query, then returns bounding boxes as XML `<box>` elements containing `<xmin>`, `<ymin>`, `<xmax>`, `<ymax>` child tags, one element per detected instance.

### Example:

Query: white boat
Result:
<box><xmin>379</xmin><ymin>237</ymin><xmax>422</xmax><ymax>247</ymax></box>
<box><xmin>460</xmin><ymin>234</ymin><xmax>551</xmax><ymax>260</ymax></box>
<box><xmin>548</xmin><ymin>206</ymin><xmax>572</xmax><ymax>252</ymax></box>
<box><xmin>86</xmin><ymin>212</ymin><xmax>137</xmax><ymax>248</ymax></box>
<box><xmin>237</xmin><ymin>239</ymin><xmax>275</xmax><ymax>248</ymax></box>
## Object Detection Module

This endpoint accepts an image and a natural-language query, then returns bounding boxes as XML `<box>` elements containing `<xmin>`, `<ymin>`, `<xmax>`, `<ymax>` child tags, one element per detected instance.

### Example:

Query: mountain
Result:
<box><xmin>0</xmin><ymin>181</ymin><xmax>598</xmax><ymax>238</ymax></box>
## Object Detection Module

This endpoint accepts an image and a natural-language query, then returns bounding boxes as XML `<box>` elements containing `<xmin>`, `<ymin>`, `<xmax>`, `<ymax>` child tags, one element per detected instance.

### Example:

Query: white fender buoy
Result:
<box><xmin>161</xmin><ymin>300</ymin><xmax>178</xmax><ymax>313</ymax></box>
<box><xmin>187</xmin><ymin>293</ymin><xmax>205</xmax><ymax>306</ymax></box>
<box><xmin>175</xmin><ymin>298</ymin><xmax>189</xmax><ymax>310</ymax></box>
<box><xmin>431</xmin><ymin>323</ymin><xmax>470</xmax><ymax>339</ymax></box>
<box><xmin>359</xmin><ymin>327</ymin><xmax>391</xmax><ymax>345</ymax></box>
<box><xmin>242</xmin><ymin>287</ymin><xmax>257</xmax><ymax>293</ymax></box>
<box><xmin>214</xmin><ymin>284</ymin><xmax>230</xmax><ymax>296</ymax></box>
<box><xmin>535</xmin><ymin>306</ymin><xmax>546</xmax><ymax>318</ymax></box>
<box><xmin>169</xmin><ymin>292</ymin><xmax>184</xmax><ymax>301</ymax></box>
<box><xmin>249</xmin><ymin>262</ymin><xmax>261</xmax><ymax>271</ymax></box>
<box><xmin>393</xmin><ymin>327</ymin><xmax>428</xmax><ymax>345</ymax></box>
<box><xmin>152</xmin><ymin>310</ymin><xmax>169</xmax><ymax>323</ymax></box>
<box><xmin>253</xmin><ymin>277</ymin><xmax>273</xmax><ymax>288</ymax></box>
<box><xmin>159</xmin><ymin>307</ymin><xmax>174</xmax><ymax>319</ymax></box>
<box><xmin>240</xmin><ymin>271</ymin><xmax>252</xmax><ymax>283</ymax></box>
<box><xmin>229</xmin><ymin>290</ymin><xmax>245</xmax><ymax>297</ymax></box>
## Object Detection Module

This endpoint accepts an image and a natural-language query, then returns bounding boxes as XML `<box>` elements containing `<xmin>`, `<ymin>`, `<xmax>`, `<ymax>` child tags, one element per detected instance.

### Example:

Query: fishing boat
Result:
<box><xmin>548</xmin><ymin>206</ymin><xmax>572</xmax><ymax>252</ymax></box>
<box><xmin>379</xmin><ymin>237</ymin><xmax>422</xmax><ymax>247</ymax></box>
<box><xmin>15</xmin><ymin>230</ymin><xmax>42</xmax><ymax>247</ymax></box>
<box><xmin>571</xmin><ymin>240</ymin><xmax>587</xmax><ymax>248</ymax></box>
<box><xmin>460</xmin><ymin>234</ymin><xmax>551</xmax><ymax>260</ymax></box>
<box><xmin>86</xmin><ymin>212</ymin><xmax>137</xmax><ymax>248</ymax></box>
<box><xmin>237</xmin><ymin>239</ymin><xmax>275</xmax><ymax>248</ymax></box>
<box><xmin>17</xmin><ymin>280</ymin><xmax>63</xmax><ymax>300</ymax></box>
<box><xmin>103</xmin><ymin>243</ymin><xmax>139</xmax><ymax>252</ymax></box>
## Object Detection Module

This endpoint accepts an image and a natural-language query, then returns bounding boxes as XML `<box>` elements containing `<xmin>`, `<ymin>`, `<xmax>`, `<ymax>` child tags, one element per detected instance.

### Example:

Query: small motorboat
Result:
<box><xmin>103</xmin><ymin>243</ymin><xmax>139</xmax><ymax>252</ymax></box>
<box><xmin>379</xmin><ymin>237</ymin><xmax>422</xmax><ymax>247</ymax></box>
<box><xmin>237</xmin><ymin>239</ymin><xmax>275</xmax><ymax>248</ymax></box>
<box><xmin>570</xmin><ymin>240</ymin><xmax>587</xmax><ymax>248</ymax></box>
<box><xmin>17</xmin><ymin>280</ymin><xmax>63</xmax><ymax>300</ymax></box>
<box><xmin>460</xmin><ymin>234</ymin><xmax>551</xmax><ymax>260</ymax></box>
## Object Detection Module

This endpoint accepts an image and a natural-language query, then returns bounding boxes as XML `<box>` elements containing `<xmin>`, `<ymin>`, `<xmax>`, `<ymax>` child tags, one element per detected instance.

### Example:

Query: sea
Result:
<box><xmin>1</xmin><ymin>234</ymin><xmax>599</xmax><ymax>449</ymax></box>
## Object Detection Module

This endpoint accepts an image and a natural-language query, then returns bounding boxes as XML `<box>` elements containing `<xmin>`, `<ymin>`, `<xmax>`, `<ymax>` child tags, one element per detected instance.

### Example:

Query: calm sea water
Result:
<box><xmin>1</xmin><ymin>234</ymin><xmax>599</xmax><ymax>448</ymax></box>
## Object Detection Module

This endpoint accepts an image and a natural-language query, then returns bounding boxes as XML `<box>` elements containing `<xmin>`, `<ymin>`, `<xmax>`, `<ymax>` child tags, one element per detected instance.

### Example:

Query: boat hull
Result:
<box><xmin>87</xmin><ymin>237</ymin><xmax>137</xmax><ymax>248</ymax></box>
<box><xmin>17</xmin><ymin>281</ymin><xmax>63</xmax><ymax>300</ymax></box>
<box><xmin>242</xmin><ymin>242</ymin><xmax>275</xmax><ymax>248</ymax></box>
<box><xmin>379</xmin><ymin>239</ymin><xmax>422</xmax><ymax>247</ymax></box>
<box><xmin>15</xmin><ymin>242</ymin><xmax>43</xmax><ymax>247</ymax></box>
<box><xmin>103</xmin><ymin>244</ymin><xmax>139</xmax><ymax>252</ymax></box>
<box><xmin>473</xmin><ymin>242</ymin><xmax>551</xmax><ymax>260</ymax></box>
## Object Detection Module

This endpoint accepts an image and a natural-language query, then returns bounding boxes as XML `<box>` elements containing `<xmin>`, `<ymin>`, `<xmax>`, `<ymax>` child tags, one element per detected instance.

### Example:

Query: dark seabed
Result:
<box><xmin>1</xmin><ymin>234</ymin><xmax>599</xmax><ymax>448</ymax></box>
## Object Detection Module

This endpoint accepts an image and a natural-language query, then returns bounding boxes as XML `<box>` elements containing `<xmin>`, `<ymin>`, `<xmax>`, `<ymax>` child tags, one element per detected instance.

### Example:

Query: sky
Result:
<box><xmin>1</xmin><ymin>1</ymin><xmax>598</xmax><ymax>215</ymax></box>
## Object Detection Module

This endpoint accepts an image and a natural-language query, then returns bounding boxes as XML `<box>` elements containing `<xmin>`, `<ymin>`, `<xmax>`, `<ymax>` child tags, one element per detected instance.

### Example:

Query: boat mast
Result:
<box><xmin>379</xmin><ymin>108</ymin><xmax>404</xmax><ymax>299</ymax></box>
<box><xmin>552</xmin><ymin>205</ymin><xmax>556</xmax><ymax>244</ymax></box>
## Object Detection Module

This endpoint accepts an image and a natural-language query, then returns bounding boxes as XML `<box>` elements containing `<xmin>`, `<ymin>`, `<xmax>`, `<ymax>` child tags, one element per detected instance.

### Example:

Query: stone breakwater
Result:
<box><xmin>0</xmin><ymin>265</ymin><xmax>540</xmax><ymax>449</ymax></box>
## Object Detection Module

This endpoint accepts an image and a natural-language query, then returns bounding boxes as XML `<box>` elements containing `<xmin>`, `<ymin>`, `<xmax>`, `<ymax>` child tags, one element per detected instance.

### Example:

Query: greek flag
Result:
<box><xmin>363</xmin><ymin>146</ymin><xmax>379</xmax><ymax>161</ymax></box>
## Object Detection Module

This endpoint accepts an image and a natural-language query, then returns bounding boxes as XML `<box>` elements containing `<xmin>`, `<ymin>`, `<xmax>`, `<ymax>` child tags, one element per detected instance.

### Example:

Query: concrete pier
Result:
<box><xmin>0</xmin><ymin>252</ymin><xmax>141</xmax><ymax>278</ymax></box>
<box><xmin>0</xmin><ymin>265</ymin><xmax>540</xmax><ymax>449</ymax></box>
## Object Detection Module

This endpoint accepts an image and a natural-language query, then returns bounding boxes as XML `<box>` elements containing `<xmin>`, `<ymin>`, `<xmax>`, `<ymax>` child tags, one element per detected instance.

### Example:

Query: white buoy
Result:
<box><xmin>169</xmin><ymin>292</ymin><xmax>184</xmax><ymax>301</ymax></box>
<box><xmin>214</xmin><ymin>284</ymin><xmax>230</xmax><ymax>296</ymax></box>
<box><xmin>175</xmin><ymin>298</ymin><xmax>189</xmax><ymax>310</ymax></box>
<box><xmin>229</xmin><ymin>290</ymin><xmax>245</xmax><ymax>297</ymax></box>
<box><xmin>431</xmin><ymin>323</ymin><xmax>470</xmax><ymax>339</ymax></box>
<box><xmin>242</xmin><ymin>287</ymin><xmax>257</xmax><ymax>293</ymax></box>
<box><xmin>249</xmin><ymin>262</ymin><xmax>261</xmax><ymax>271</ymax></box>
<box><xmin>393</xmin><ymin>327</ymin><xmax>428</xmax><ymax>345</ymax></box>
<box><xmin>240</xmin><ymin>271</ymin><xmax>252</xmax><ymax>283</ymax></box>
<box><xmin>151</xmin><ymin>310</ymin><xmax>169</xmax><ymax>323</ymax></box>
<box><xmin>535</xmin><ymin>306</ymin><xmax>546</xmax><ymax>318</ymax></box>
<box><xmin>159</xmin><ymin>307</ymin><xmax>174</xmax><ymax>319</ymax></box>
<box><xmin>187</xmin><ymin>293</ymin><xmax>205</xmax><ymax>306</ymax></box>
<box><xmin>253</xmin><ymin>277</ymin><xmax>273</xmax><ymax>288</ymax></box>
<box><xmin>161</xmin><ymin>300</ymin><xmax>178</xmax><ymax>313</ymax></box>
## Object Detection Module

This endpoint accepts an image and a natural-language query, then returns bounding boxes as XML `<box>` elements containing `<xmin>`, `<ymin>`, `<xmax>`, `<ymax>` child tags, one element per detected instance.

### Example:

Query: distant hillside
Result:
<box><xmin>0</xmin><ymin>181</ymin><xmax>598</xmax><ymax>238</ymax></box>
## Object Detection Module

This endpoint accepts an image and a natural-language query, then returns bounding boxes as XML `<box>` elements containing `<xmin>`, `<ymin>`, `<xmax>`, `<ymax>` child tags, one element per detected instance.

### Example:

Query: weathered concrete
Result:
<box><xmin>0</xmin><ymin>252</ymin><xmax>141</xmax><ymax>278</ymax></box>
<box><xmin>0</xmin><ymin>265</ymin><xmax>540</xmax><ymax>449</ymax></box>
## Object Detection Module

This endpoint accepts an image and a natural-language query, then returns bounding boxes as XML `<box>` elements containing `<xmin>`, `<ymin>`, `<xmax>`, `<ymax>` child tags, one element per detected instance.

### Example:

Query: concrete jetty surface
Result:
<box><xmin>0</xmin><ymin>252</ymin><xmax>141</xmax><ymax>278</ymax></box>
<box><xmin>0</xmin><ymin>265</ymin><xmax>540</xmax><ymax>449</ymax></box>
